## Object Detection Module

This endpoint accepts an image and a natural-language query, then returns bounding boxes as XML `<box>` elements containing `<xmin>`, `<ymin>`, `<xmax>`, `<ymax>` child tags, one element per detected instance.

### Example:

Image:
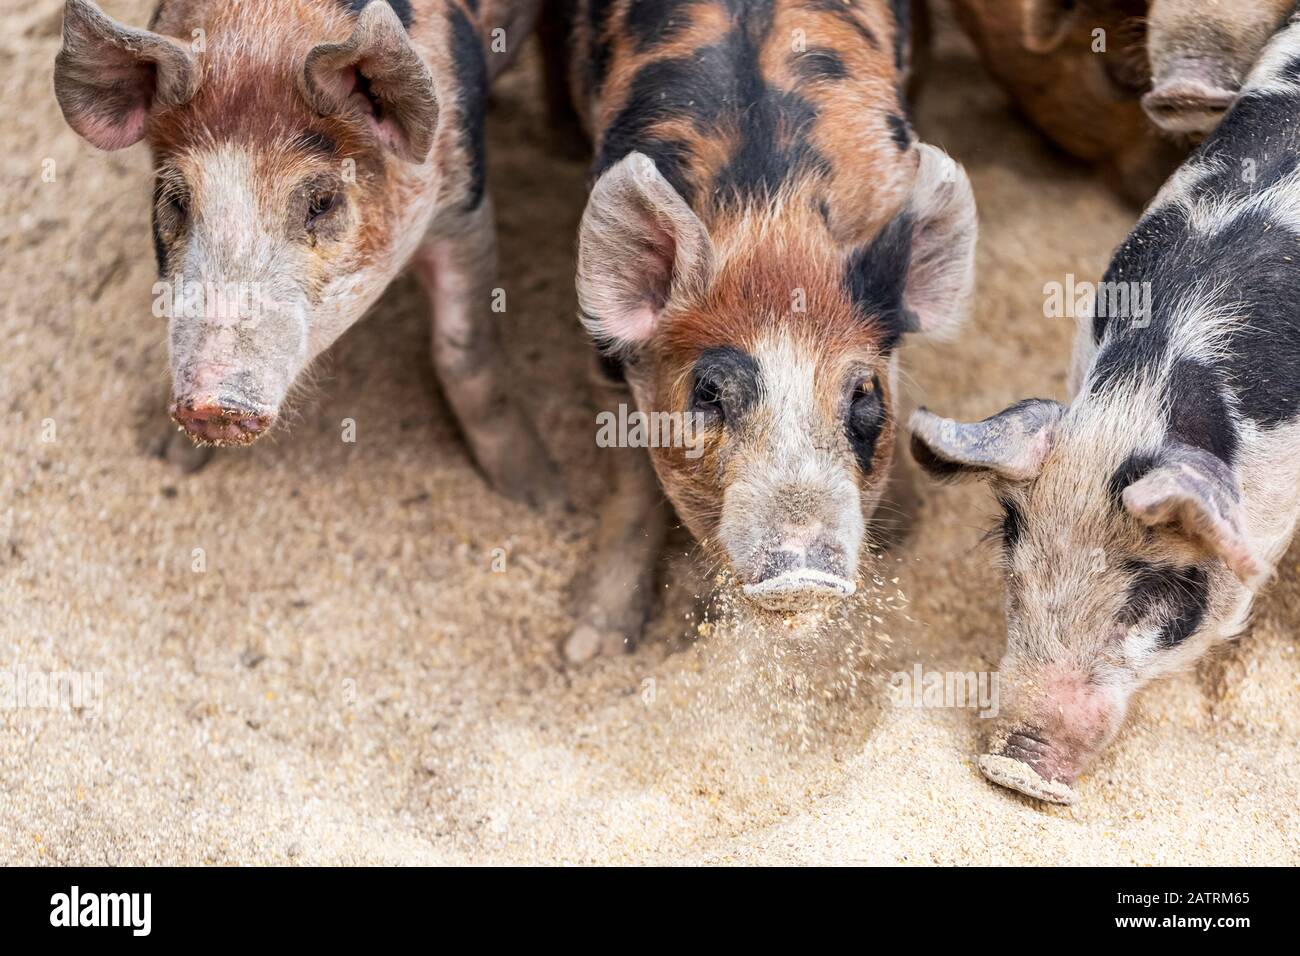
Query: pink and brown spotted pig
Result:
<box><xmin>54</xmin><ymin>0</ymin><xmax>563</xmax><ymax>505</ymax></box>
<box><xmin>546</xmin><ymin>0</ymin><xmax>980</xmax><ymax>661</ymax></box>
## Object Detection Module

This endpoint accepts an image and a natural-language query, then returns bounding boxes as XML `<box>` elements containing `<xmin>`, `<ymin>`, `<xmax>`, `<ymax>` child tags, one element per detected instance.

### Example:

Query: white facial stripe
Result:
<box><xmin>716</xmin><ymin>330</ymin><xmax>866</xmax><ymax>585</ymax></box>
<box><xmin>169</xmin><ymin>144</ymin><xmax>309</xmax><ymax>408</ymax></box>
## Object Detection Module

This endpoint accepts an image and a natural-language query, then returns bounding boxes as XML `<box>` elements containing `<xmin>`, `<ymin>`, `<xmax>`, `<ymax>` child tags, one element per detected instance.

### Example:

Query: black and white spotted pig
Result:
<box><xmin>910</xmin><ymin>8</ymin><xmax>1300</xmax><ymax>804</ymax></box>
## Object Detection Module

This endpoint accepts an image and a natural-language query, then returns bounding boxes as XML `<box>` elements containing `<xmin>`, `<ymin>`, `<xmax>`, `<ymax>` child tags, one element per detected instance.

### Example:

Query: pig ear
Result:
<box><xmin>54</xmin><ymin>0</ymin><xmax>198</xmax><ymax>150</ymax></box>
<box><xmin>301</xmin><ymin>1</ymin><xmax>439</xmax><ymax>163</ymax></box>
<box><xmin>1122</xmin><ymin>444</ymin><xmax>1264</xmax><ymax>586</ymax></box>
<box><xmin>1021</xmin><ymin>0</ymin><xmax>1078</xmax><ymax>54</ymax></box>
<box><xmin>909</xmin><ymin>399</ymin><xmax>1064</xmax><ymax>482</ymax></box>
<box><xmin>577</xmin><ymin>153</ymin><xmax>716</xmax><ymax>352</ymax></box>
<box><xmin>898</xmin><ymin>145</ymin><xmax>978</xmax><ymax>338</ymax></box>
<box><xmin>851</xmin><ymin>144</ymin><xmax>978</xmax><ymax>342</ymax></box>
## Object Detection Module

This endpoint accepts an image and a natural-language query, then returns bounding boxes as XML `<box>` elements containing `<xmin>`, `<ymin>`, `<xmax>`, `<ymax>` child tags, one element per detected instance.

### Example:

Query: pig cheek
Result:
<box><xmin>653</xmin><ymin>436</ymin><xmax>726</xmax><ymax>546</ymax></box>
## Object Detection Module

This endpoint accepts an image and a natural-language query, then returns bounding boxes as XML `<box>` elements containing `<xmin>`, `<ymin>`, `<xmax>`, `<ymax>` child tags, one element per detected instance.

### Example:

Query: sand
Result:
<box><xmin>1</xmin><ymin>0</ymin><xmax>1297</xmax><ymax>866</ymax></box>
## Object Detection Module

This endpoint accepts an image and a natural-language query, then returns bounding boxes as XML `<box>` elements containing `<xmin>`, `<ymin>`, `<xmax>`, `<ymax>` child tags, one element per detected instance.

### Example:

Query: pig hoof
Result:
<box><xmin>977</xmin><ymin>753</ymin><xmax>1080</xmax><ymax>806</ymax></box>
<box><xmin>563</xmin><ymin>624</ymin><xmax>629</xmax><ymax>663</ymax></box>
<box><xmin>151</xmin><ymin>428</ymin><xmax>215</xmax><ymax>474</ymax></box>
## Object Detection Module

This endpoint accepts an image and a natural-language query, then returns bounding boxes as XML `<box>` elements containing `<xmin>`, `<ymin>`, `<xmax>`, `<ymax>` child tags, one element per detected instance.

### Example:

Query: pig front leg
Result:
<box><xmin>411</xmin><ymin>198</ymin><xmax>565</xmax><ymax>509</ymax></box>
<box><xmin>563</xmin><ymin>367</ymin><xmax>667</xmax><ymax>663</ymax></box>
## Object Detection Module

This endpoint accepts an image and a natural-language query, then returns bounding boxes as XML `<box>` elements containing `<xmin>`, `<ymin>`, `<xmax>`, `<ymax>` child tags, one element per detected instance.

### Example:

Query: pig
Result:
<box><xmin>949</xmin><ymin>0</ymin><xmax>1294</xmax><ymax>202</ymax></box>
<box><xmin>909</xmin><ymin>5</ymin><xmax>1300</xmax><ymax>804</ymax></box>
<box><xmin>54</xmin><ymin>0</ymin><xmax>563</xmax><ymax>505</ymax></box>
<box><xmin>1144</xmin><ymin>0</ymin><xmax>1295</xmax><ymax>135</ymax></box>
<box><xmin>550</xmin><ymin>0</ymin><xmax>979</xmax><ymax>661</ymax></box>
<box><xmin>948</xmin><ymin>0</ymin><xmax>1180</xmax><ymax>204</ymax></box>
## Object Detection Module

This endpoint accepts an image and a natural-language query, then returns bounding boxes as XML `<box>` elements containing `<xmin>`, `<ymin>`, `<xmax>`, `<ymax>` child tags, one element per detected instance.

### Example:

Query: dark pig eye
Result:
<box><xmin>306</xmin><ymin>190</ymin><xmax>341</xmax><ymax>229</ymax></box>
<box><xmin>847</xmin><ymin>375</ymin><xmax>885</xmax><ymax>471</ymax></box>
<box><xmin>691</xmin><ymin>371</ymin><xmax>725</xmax><ymax>420</ymax></box>
<box><xmin>689</xmin><ymin>347</ymin><xmax>761</xmax><ymax>426</ymax></box>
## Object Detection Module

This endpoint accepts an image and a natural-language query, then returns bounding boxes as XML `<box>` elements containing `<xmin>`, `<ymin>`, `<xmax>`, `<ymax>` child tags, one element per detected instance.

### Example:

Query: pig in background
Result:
<box><xmin>947</xmin><ymin>0</ymin><xmax>1295</xmax><ymax>204</ymax></box>
<box><xmin>53</xmin><ymin>0</ymin><xmax>564</xmax><ymax>506</ymax></box>
<box><xmin>549</xmin><ymin>0</ymin><xmax>978</xmax><ymax>662</ymax></box>
<box><xmin>911</xmin><ymin>5</ymin><xmax>1300</xmax><ymax>804</ymax></box>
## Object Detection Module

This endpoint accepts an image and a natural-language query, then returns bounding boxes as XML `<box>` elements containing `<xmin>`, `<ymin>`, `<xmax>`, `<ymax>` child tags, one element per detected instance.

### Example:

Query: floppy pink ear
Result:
<box><xmin>898</xmin><ymin>144</ymin><xmax>979</xmax><ymax>339</ymax></box>
<box><xmin>909</xmin><ymin>399</ymin><xmax>1064</xmax><ymax>482</ymax></box>
<box><xmin>576</xmin><ymin>152</ymin><xmax>715</xmax><ymax>351</ymax></box>
<box><xmin>1122</xmin><ymin>444</ymin><xmax>1265</xmax><ymax>586</ymax></box>
<box><xmin>301</xmin><ymin>1</ymin><xmax>439</xmax><ymax>163</ymax></box>
<box><xmin>54</xmin><ymin>0</ymin><xmax>198</xmax><ymax>150</ymax></box>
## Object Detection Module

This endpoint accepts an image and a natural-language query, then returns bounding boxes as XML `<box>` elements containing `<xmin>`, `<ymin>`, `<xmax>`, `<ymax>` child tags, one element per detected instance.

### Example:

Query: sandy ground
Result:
<box><xmin>2</xmin><ymin>0</ymin><xmax>1297</xmax><ymax>866</ymax></box>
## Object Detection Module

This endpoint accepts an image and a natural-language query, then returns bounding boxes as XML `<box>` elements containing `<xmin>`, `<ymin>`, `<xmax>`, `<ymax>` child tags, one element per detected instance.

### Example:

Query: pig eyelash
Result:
<box><xmin>306</xmin><ymin>190</ymin><xmax>342</xmax><ymax>230</ymax></box>
<box><xmin>155</xmin><ymin>177</ymin><xmax>189</xmax><ymax>221</ymax></box>
<box><xmin>304</xmin><ymin>189</ymin><xmax>345</xmax><ymax>234</ymax></box>
<box><xmin>690</xmin><ymin>373</ymin><xmax>726</xmax><ymax>421</ymax></box>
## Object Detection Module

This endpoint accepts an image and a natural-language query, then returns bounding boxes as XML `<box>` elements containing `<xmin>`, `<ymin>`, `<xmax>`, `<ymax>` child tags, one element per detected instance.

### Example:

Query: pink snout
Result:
<box><xmin>977</xmin><ymin>668</ymin><xmax>1123</xmax><ymax>805</ymax></box>
<box><xmin>170</xmin><ymin>398</ymin><xmax>272</xmax><ymax>447</ymax></box>
<box><xmin>1142</xmin><ymin>78</ymin><xmax>1237</xmax><ymax>136</ymax></box>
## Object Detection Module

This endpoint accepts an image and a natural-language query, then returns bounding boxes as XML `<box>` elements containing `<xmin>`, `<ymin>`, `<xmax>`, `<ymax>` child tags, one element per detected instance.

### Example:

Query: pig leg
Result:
<box><xmin>412</xmin><ymin>199</ymin><xmax>565</xmax><ymax>508</ymax></box>
<box><xmin>564</xmin><ymin>366</ymin><xmax>667</xmax><ymax>663</ymax></box>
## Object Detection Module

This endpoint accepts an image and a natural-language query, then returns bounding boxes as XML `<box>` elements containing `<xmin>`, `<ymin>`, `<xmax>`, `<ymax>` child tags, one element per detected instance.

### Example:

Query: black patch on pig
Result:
<box><xmin>846</xmin><ymin>374</ymin><xmax>886</xmax><ymax>472</ymax></box>
<box><xmin>448</xmin><ymin>6</ymin><xmax>488</xmax><ymax>210</ymax></box>
<box><xmin>691</xmin><ymin>346</ymin><xmax>761</xmax><ymax>425</ymax></box>
<box><xmin>1165</xmin><ymin>359</ymin><xmax>1239</xmax><ymax>464</ymax></box>
<box><xmin>997</xmin><ymin>496</ymin><xmax>1025</xmax><ymax>553</ymax></box>
<box><xmin>150</xmin><ymin>177</ymin><xmax>169</xmax><ymax>276</ymax></box>
<box><xmin>1120</xmin><ymin>560</ymin><xmax>1209</xmax><ymax>649</ymax></box>
<box><xmin>594</xmin><ymin>9</ymin><xmax>830</xmax><ymax>208</ymax></box>
<box><xmin>791</xmin><ymin>48</ymin><xmax>848</xmax><ymax>83</ymax></box>
<box><xmin>1107</xmin><ymin>451</ymin><xmax>1157</xmax><ymax>509</ymax></box>
<box><xmin>338</xmin><ymin>0</ymin><xmax>413</xmax><ymax>29</ymax></box>
<box><xmin>846</xmin><ymin>211</ymin><xmax>915</xmax><ymax>349</ymax></box>
<box><xmin>626</xmin><ymin>0</ymin><xmax>697</xmax><ymax>52</ymax></box>
<box><xmin>887</xmin><ymin>113</ymin><xmax>912</xmax><ymax>151</ymax></box>
<box><xmin>595</xmin><ymin>350</ymin><xmax>626</xmax><ymax>384</ymax></box>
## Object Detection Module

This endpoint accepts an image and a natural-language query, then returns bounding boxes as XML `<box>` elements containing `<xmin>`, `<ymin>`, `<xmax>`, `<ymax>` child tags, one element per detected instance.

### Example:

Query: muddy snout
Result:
<box><xmin>978</xmin><ymin>727</ymin><xmax>1085</xmax><ymax>806</ymax></box>
<box><xmin>739</xmin><ymin>526</ymin><xmax>858</xmax><ymax>612</ymax></box>
<box><xmin>170</xmin><ymin>394</ymin><xmax>273</xmax><ymax>447</ymax></box>
<box><xmin>975</xmin><ymin>670</ymin><xmax>1123</xmax><ymax>806</ymax></box>
<box><xmin>1143</xmin><ymin>60</ymin><xmax>1238</xmax><ymax>135</ymax></box>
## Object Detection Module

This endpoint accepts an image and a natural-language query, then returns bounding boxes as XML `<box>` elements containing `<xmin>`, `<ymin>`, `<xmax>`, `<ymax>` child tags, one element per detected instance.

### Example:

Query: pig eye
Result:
<box><xmin>306</xmin><ymin>190</ymin><xmax>342</xmax><ymax>230</ymax></box>
<box><xmin>691</xmin><ymin>371</ymin><xmax>726</xmax><ymax>421</ymax></box>
<box><xmin>846</xmin><ymin>376</ymin><xmax>886</xmax><ymax>470</ymax></box>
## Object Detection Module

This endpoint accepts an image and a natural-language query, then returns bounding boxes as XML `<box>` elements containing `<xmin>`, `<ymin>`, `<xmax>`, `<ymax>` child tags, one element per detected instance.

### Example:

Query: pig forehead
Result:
<box><xmin>173</xmin><ymin>143</ymin><xmax>299</xmax><ymax>215</ymax></box>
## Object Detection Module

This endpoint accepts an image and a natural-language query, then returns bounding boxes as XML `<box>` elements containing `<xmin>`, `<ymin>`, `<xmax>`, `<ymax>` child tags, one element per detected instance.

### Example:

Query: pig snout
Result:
<box><xmin>977</xmin><ymin>668</ymin><xmax>1124</xmax><ymax>806</ymax></box>
<box><xmin>1143</xmin><ymin>59</ymin><xmax>1238</xmax><ymax>136</ymax></box>
<box><xmin>740</xmin><ymin>522</ymin><xmax>858</xmax><ymax>612</ymax></box>
<box><xmin>170</xmin><ymin>365</ymin><xmax>275</xmax><ymax>447</ymax></box>
<box><xmin>721</xmin><ymin>472</ymin><xmax>864</xmax><ymax>613</ymax></box>
<box><xmin>171</xmin><ymin>397</ymin><xmax>273</xmax><ymax>446</ymax></box>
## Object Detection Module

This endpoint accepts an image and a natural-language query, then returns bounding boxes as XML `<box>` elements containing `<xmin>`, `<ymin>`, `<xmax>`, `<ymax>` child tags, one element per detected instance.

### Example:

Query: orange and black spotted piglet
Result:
<box><xmin>552</xmin><ymin>0</ymin><xmax>979</xmax><ymax>661</ymax></box>
<box><xmin>53</xmin><ymin>0</ymin><xmax>564</xmax><ymax>506</ymax></box>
